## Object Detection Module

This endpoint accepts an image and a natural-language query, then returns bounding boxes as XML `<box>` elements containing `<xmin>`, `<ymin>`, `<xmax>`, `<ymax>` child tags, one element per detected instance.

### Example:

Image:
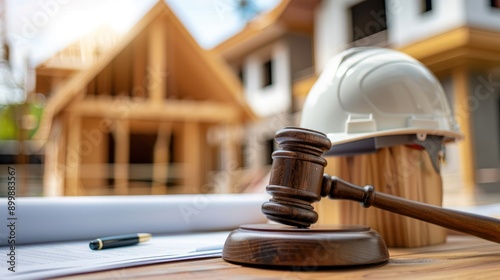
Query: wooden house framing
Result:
<box><xmin>37</xmin><ymin>1</ymin><xmax>256</xmax><ymax>196</ymax></box>
<box><xmin>35</xmin><ymin>24</ymin><xmax>121</xmax><ymax>98</ymax></box>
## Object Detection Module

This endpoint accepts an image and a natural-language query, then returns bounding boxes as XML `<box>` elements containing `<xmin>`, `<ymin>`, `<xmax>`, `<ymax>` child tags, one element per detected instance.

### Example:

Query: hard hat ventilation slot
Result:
<box><xmin>407</xmin><ymin>116</ymin><xmax>439</xmax><ymax>130</ymax></box>
<box><xmin>346</xmin><ymin>114</ymin><xmax>377</xmax><ymax>133</ymax></box>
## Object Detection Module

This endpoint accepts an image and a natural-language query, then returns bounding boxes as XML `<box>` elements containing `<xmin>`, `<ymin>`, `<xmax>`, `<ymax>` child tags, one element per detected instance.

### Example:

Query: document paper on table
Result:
<box><xmin>0</xmin><ymin>231</ymin><xmax>230</xmax><ymax>280</ymax></box>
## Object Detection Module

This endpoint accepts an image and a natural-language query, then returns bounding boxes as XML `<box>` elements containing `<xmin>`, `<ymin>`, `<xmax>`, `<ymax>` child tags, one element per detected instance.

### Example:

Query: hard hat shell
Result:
<box><xmin>300</xmin><ymin>47</ymin><xmax>463</xmax><ymax>146</ymax></box>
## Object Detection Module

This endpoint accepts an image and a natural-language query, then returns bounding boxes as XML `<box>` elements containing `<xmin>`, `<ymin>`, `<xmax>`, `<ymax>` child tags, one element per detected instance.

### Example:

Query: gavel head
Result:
<box><xmin>261</xmin><ymin>127</ymin><xmax>332</xmax><ymax>228</ymax></box>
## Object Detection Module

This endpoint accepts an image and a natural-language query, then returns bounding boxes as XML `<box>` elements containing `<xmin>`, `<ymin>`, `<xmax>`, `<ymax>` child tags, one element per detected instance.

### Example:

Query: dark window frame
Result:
<box><xmin>261</xmin><ymin>59</ymin><xmax>273</xmax><ymax>88</ymax></box>
<box><xmin>350</xmin><ymin>0</ymin><xmax>387</xmax><ymax>42</ymax></box>
<box><xmin>238</xmin><ymin>66</ymin><xmax>244</xmax><ymax>84</ymax></box>
<box><xmin>421</xmin><ymin>0</ymin><xmax>433</xmax><ymax>13</ymax></box>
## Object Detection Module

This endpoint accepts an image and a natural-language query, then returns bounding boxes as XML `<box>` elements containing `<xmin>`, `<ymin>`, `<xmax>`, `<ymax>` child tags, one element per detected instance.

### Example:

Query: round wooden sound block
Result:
<box><xmin>222</xmin><ymin>224</ymin><xmax>389</xmax><ymax>268</ymax></box>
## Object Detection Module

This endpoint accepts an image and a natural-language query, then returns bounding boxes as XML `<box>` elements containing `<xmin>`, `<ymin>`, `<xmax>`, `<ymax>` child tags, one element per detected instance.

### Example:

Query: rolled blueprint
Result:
<box><xmin>0</xmin><ymin>193</ymin><xmax>268</xmax><ymax>245</ymax></box>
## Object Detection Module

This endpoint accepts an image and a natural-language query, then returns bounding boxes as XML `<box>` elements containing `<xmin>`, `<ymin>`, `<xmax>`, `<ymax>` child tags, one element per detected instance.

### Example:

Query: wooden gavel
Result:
<box><xmin>261</xmin><ymin>127</ymin><xmax>500</xmax><ymax>243</ymax></box>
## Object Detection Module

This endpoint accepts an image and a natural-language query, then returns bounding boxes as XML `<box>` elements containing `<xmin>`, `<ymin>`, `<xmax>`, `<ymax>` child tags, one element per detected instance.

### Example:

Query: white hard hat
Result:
<box><xmin>300</xmin><ymin>47</ymin><xmax>463</xmax><ymax>147</ymax></box>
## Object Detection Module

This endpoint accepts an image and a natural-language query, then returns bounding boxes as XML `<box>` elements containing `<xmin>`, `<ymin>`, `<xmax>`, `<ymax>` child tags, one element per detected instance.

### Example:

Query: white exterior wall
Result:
<box><xmin>243</xmin><ymin>40</ymin><xmax>291</xmax><ymax>117</ymax></box>
<box><xmin>388</xmin><ymin>0</ymin><xmax>466</xmax><ymax>48</ymax></box>
<box><xmin>315</xmin><ymin>0</ymin><xmax>500</xmax><ymax>72</ymax></box>
<box><xmin>315</xmin><ymin>0</ymin><xmax>396</xmax><ymax>71</ymax></box>
<box><xmin>315</xmin><ymin>0</ymin><xmax>351</xmax><ymax>72</ymax></box>
<box><xmin>464</xmin><ymin>0</ymin><xmax>500</xmax><ymax>31</ymax></box>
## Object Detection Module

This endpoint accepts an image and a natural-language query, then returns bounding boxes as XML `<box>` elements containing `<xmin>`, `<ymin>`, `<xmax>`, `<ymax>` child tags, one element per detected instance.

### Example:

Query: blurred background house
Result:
<box><xmin>1</xmin><ymin>0</ymin><xmax>499</xmax><ymax>199</ymax></box>
<box><xmin>213</xmin><ymin>0</ymin><xmax>500</xmax><ymax>200</ymax></box>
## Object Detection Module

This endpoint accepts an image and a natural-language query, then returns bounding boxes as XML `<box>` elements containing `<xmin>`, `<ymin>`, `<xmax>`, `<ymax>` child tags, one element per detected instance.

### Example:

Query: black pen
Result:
<box><xmin>89</xmin><ymin>233</ymin><xmax>152</xmax><ymax>250</ymax></box>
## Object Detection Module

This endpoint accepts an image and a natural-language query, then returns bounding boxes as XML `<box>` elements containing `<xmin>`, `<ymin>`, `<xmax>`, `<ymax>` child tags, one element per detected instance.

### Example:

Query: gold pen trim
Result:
<box><xmin>138</xmin><ymin>233</ymin><xmax>152</xmax><ymax>243</ymax></box>
<box><xmin>96</xmin><ymin>239</ymin><xmax>103</xmax><ymax>250</ymax></box>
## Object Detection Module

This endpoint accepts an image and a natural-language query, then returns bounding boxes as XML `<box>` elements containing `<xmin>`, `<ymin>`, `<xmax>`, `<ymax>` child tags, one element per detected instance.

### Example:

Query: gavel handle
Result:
<box><xmin>325</xmin><ymin>176</ymin><xmax>500</xmax><ymax>243</ymax></box>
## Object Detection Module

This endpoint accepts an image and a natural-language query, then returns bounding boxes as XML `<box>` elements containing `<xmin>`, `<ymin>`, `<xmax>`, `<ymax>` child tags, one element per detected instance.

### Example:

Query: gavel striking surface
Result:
<box><xmin>222</xmin><ymin>224</ymin><xmax>389</xmax><ymax>268</ymax></box>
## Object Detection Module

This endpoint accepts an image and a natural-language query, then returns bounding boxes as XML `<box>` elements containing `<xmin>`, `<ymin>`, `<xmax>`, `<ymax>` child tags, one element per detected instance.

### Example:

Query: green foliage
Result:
<box><xmin>0</xmin><ymin>103</ymin><xmax>44</xmax><ymax>140</ymax></box>
<box><xmin>0</xmin><ymin>105</ymin><xmax>17</xmax><ymax>140</ymax></box>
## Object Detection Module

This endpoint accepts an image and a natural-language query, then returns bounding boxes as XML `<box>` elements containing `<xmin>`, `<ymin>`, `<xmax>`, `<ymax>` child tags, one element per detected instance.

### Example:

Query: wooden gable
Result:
<box><xmin>37</xmin><ymin>0</ymin><xmax>256</xmax><ymax>141</ymax></box>
<box><xmin>35</xmin><ymin>25</ymin><xmax>121</xmax><ymax>98</ymax></box>
<box><xmin>39</xmin><ymin>1</ymin><xmax>258</xmax><ymax>196</ymax></box>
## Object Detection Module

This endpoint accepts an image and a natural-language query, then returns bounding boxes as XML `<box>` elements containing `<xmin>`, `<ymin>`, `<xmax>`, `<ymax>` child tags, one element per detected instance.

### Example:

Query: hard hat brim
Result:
<box><xmin>326</xmin><ymin>128</ymin><xmax>464</xmax><ymax>146</ymax></box>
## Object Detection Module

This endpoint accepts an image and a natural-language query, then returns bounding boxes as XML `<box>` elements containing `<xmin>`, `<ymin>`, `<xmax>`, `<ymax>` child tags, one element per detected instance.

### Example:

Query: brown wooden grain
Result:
<box><xmin>55</xmin><ymin>235</ymin><xmax>500</xmax><ymax>279</ymax></box>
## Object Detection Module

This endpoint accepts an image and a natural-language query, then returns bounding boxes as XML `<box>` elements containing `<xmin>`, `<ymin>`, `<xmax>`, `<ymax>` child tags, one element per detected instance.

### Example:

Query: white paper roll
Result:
<box><xmin>0</xmin><ymin>193</ymin><xmax>269</xmax><ymax>245</ymax></box>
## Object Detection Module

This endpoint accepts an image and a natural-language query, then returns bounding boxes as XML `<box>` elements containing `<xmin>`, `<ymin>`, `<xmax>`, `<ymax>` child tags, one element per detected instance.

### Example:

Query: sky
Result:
<box><xmin>4</xmin><ymin>0</ymin><xmax>280</xmax><ymax>80</ymax></box>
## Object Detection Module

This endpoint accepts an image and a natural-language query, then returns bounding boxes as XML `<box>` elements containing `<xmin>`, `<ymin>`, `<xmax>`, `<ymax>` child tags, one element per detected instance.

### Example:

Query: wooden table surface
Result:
<box><xmin>57</xmin><ymin>235</ymin><xmax>500</xmax><ymax>279</ymax></box>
